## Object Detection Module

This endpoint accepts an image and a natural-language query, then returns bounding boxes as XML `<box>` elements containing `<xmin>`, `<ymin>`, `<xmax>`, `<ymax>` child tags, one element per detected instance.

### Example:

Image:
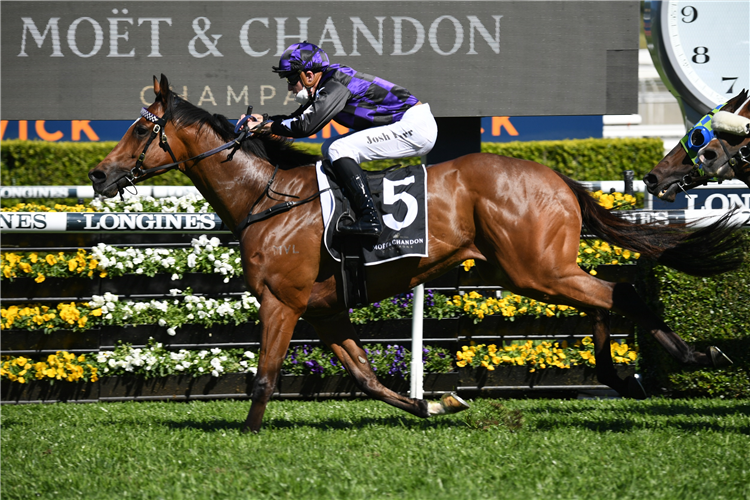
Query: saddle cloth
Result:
<box><xmin>315</xmin><ymin>161</ymin><xmax>429</xmax><ymax>265</ymax></box>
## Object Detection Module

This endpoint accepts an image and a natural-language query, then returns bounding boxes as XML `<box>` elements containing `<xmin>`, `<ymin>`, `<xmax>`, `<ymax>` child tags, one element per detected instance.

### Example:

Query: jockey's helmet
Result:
<box><xmin>272</xmin><ymin>42</ymin><xmax>330</xmax><ymax>78</ymax></box>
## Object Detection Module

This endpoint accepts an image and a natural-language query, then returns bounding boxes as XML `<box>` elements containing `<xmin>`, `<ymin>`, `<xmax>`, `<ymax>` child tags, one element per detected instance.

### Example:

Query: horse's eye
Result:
<box><xmin>134</xmin><ymin>125</ymin><xmax>149</xmax><ymax>138</ymax></box>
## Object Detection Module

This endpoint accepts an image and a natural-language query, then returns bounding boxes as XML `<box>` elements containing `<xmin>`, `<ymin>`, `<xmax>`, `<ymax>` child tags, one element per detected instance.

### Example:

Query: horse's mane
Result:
<box><xmin>162</xmin><ymin>91</ymin><xmax>322</xmax><ymax>169</ymax></box>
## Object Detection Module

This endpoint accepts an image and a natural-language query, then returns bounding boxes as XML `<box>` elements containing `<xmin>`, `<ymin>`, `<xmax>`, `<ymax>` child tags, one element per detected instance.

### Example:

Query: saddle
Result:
<box><xmin>316</xmin><ymin>161</ymin><xmax>428</xmax><ymax>309</ymax></box>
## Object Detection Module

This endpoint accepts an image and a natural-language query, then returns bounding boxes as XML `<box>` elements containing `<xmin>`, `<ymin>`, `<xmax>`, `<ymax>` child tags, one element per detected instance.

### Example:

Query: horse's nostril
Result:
<box><xmin>643</xmin><ymin>173</ymin><xmax>657</xmax><ymax>187</ymax></box>
<box><xmin>703</xmin><ymin>149</ymin><xmax>717</xmax><ymax>161</ymax></box>
<box><xmin>89</xmin><ymin>169</ymin><xmax>106</xmax><ymax>183</ymax></box>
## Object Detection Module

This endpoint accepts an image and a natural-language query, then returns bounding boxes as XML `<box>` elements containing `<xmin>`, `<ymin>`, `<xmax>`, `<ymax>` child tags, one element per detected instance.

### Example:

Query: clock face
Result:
<box><xmin>660</xmin><ymin>0</ymin><xmax>750</xmax><ymax>111</ymax></box>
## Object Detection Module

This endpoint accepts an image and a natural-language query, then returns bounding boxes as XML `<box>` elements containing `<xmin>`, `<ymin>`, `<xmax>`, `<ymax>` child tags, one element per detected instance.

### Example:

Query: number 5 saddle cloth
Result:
<box><xmin>315</xmin><ymin>160</ymin><xmax>429</xmax><ymax>265</ymax></box>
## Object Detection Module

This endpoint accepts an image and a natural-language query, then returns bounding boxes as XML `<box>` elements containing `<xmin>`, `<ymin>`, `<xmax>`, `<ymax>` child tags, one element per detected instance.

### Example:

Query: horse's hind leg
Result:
<box><xmin>611</xmin><ymin>282</ymin><xmax>730</xmax><ymax>367</ymax></box>
<box><xmin>473</xmin><ymin>261</ymin><xmax>644</xmax><ymax>397</ymax></box>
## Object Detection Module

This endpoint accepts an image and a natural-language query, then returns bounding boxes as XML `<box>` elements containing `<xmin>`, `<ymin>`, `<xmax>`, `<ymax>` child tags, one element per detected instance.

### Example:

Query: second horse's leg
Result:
<box><xmin>611</xmin><ymin>283</ymin><xmax>731</xmax><ymax>367</ymax></box>
<box><xmin>591</xmin><ymin>308</ymin><xmax>647</xmax><ymax>399</ymax></box>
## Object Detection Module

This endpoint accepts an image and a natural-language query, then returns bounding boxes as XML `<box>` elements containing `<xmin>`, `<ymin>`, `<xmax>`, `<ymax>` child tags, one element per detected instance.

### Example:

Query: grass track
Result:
<box><xmin>2</xmin><ymin>398</ymin><xmax>749</xmax><ymax>500</ymax></box>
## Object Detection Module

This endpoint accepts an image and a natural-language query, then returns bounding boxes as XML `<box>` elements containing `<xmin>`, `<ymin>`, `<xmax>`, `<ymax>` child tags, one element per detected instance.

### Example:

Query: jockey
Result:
<box><xmin>242</xmin><ymin>42</ymin><xmax>437</xmax><ymax>237</ymax></box>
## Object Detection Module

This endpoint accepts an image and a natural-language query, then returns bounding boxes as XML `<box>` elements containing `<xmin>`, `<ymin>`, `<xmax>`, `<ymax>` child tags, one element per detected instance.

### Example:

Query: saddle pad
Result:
<box><xmin>315</xmin><ymin>161</ymin><xmax>429</xmax><ymax>266</ymax></box>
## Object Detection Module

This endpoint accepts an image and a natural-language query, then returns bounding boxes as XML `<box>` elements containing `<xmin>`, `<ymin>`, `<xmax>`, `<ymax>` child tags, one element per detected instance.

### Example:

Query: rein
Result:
<box><xmin>119</xmin><ymin>105</ymin><xmax>329</xmax><ymax>238</ymax></box>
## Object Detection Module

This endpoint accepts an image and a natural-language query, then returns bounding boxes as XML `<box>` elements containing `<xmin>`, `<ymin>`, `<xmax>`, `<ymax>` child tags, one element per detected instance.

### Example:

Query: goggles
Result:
<box><xmin>680</xmin><ymin>103</ymin><xmax>725</xmax><ymax>167</ymax></box>
<box><xmin>285</xmin><ymin>72</ymin><xmax>301</xmax><ymax>85</ymax></box>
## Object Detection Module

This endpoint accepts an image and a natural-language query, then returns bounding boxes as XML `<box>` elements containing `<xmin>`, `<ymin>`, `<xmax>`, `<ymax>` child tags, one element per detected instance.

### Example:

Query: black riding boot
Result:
<box><xmin>332</xmin><ymin>157</ymin><xmax>383</xmax><ymax>237</ymax></box>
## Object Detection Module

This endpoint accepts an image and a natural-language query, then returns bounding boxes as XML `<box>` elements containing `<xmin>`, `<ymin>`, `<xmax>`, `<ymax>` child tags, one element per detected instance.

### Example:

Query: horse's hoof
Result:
<box><xmin>709</xmin><ymin>346</ymin><xmax>733</xmax><ymax>367</ymax></box>
<box><xmin>427</xmin><ymin>392</ymin><xmax>471</xmax><ymax>416</ymax></box>
<box><xmin>626</xmin><ymin>374</ymin><xmax>647</xmax><ymax>400</ymax></box>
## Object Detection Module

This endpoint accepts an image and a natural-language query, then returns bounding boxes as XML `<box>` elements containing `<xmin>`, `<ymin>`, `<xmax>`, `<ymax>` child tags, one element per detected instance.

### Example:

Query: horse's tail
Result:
<box><xmin>557</xmin><ymin>173</ymin><xmax>745</xmax><ymax>277</ymax></box>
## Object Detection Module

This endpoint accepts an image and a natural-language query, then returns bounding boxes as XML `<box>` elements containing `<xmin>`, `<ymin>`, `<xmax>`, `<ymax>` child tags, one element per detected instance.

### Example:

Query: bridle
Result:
<box><xmin>114</xmin><ymin>106</ymin><xmax>254</xmax><ymax>197</ymax></box>
<box><xmin>708</xmin><ymin>95</ymin><xmax>750</xmax><ymax>180</ymax></box>
<box><xmin>676</xmin><ymin>98</ymin><xmax>750</xmax><ymax>190</ymax></box>
<box><xmin>113</xmin><ymin>102</ymin><xmax>328</xmax><ymax>238</ymax></box>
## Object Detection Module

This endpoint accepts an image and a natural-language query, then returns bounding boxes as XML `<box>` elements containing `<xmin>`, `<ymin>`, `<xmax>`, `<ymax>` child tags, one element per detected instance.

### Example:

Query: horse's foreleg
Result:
<box><xmin>242</xmin><ymin>292</ymin><xmax>300</xmax><ymax>434</ymax></box>
<box><xmin>611</xmin><ymin>283</ymin><xmax>730</xmax><ymax>367</ymax></box>
<box><xmin>306</xmin><ymin>312</ymin><xmax>434</xmax><ymax>418</ymax></box>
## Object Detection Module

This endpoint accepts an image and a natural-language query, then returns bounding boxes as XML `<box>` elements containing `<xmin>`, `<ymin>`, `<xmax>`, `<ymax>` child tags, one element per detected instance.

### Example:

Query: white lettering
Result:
<box><xmin>83</xmin><ymin>213</ymin><xmax>99</xmax><ymax>229</ymax></box>
<box><xmin>188</xmin><ymin>17</ymin><xmax>223</xmax><ymax>58</ymax></box>
<box><xmin>274</xmin><ymin>17</ymin><xmax>309</xmax><ymax>56</ymax></box>
<box><xmin>260</xmin><ymin>85</ymin><xmax>276</xmax><ymax>105</ymax></box>
<box><xmin>228</xmin><ymin>85</ymin><xmax>249</xmax><ymax>106</ymax></box>
<box><xmin>67</xmin><ymin>17</ymin><xmax>104</xmax><ymax>58</ymax></box>
<box><xmin>138</xmin><ymin>18</ymin><xmax>172</xmax><ymax>57</ymax></box>
<box><xmin>239</xmin><ymin>18</ymin><xmax>270</xmax><ymax>57</ymax></box>
<box><xmin>18</xmin><ymin>17</ymin><xmax>63</xmax><ymax>57</ymax></box>
<box><xmin>392</xmin><ymin>17</ymin><xmax>424</xmax><ymax>56</ymax></box>
<box><xmin>136</xmin><ymin>215</ymin><xmax>155</xmax><ymax>230</ymax></box>
<box><xmin>107</xmin><ymin>15</ymin><xmax>135</xmax><ymax>57</ymax></box>
<box><xmin>318</xmin><ymin>17</ymin><xmax>347</xmax><ymax>56</ymax></box>
<box><xmin>467</xmin><ymin>15</ymin><xmax>502</xmax><ymax>55</ymax></box>
<box><xmin>198</xmin><ymin>86</ymin><xmax>217</xmax><ymax>106</ymax></box>
<box><xmin>428</xmin><ymin>16</ymin><xmax>463</xmax><ymax>56</ymax></box>
<box><xmin>99</xmin><ymin>214</ymin><xmax>119</xmax><ymax>230</ymax></box>
<box><xmin>350</xmin><ymin>16</ymin><xmax>385</xmax><ymax>56</ymax></box>
<box><xmin>200</xmin><ymin>214</ymin><xmax>216</xmax><ymax>229</ymax></box>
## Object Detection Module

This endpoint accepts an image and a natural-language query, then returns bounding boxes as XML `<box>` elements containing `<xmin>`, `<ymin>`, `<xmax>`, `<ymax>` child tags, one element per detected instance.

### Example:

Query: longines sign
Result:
<box><xmin>1</xmin><ymin>1</ymin><xmax>638</xmax><ymax>119</ymax></box>
<box><xmin>0</xmin><ymin>212</ymin><xmax>230</xmax><ymax>232</ymax></box>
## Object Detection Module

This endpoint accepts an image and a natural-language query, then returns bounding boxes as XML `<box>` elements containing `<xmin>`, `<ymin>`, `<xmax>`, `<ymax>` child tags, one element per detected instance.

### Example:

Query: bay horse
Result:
<box><xmin>644</xmin><ymin>89</ymin><xmax>750</xmax><ymax>199</ymax></box>
<box><xmin>90</xmin><ymin>75</ymin><xmax>742</xmax><ymax>433</ymax></box>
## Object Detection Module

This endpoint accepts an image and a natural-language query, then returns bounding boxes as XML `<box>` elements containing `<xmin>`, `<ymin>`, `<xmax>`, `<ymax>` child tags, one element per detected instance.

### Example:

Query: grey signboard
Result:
<box><xmin>2</xmin><ymin>1</ymin><xmax>638</xmax><ymax>120</ymax></box>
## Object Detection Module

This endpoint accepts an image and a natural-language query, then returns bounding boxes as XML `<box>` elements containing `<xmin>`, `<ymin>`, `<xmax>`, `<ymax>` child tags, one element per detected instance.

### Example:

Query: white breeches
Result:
<box><xmin>322</xmin><ymin>103</ymin><xmax>438</xmax><ymax>164</ymax></box>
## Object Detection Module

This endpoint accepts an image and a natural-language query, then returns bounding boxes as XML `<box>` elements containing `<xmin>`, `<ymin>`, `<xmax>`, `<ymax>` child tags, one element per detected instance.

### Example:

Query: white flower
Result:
<box><xmin>244</xmin><ymin>351</ymin><xmax>255</xmax><ymax>359</ymax></box>
<box><xmin>158</xmin><ymin>319</ymin><xmax>167</xmax><ymax>327</ymax></box>
<box><xmin>167</xmin><ymin>328</ymin><xmax>176</xmax><ymax>336</ymax></box>
<box><xmin>169</xmin><ymin>289</ymin><xmax>182</xmax><ymax>296</ymax></box>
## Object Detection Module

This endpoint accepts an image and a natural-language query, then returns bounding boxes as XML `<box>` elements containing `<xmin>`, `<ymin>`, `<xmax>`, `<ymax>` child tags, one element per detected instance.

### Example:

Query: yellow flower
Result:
<box><xmin>34</xmin><ymin>273</ymin><xmax>45</xmax><ymax>283</ymax></box>
<box><xmin>45</xmin><ymin>254</ymin><xmax>57</xmax><ymax>266</ymax></box>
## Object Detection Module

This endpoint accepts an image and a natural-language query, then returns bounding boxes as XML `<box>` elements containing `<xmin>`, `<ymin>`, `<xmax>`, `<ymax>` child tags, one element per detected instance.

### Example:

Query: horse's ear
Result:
<box><xmin>153</xmin><ymin>75</ymin><xmax>161</xmax><ymax>96</ymax></box>
<box><xmin>159</xmin><ymin>74</ymin><xmax>173</xmax><ymax>107</ymax></box>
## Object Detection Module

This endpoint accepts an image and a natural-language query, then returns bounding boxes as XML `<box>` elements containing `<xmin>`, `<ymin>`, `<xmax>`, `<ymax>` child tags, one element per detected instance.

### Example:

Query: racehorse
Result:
<box><xmin>90</xmin><ymin>75</ymin><xmax>742</xmax><ymax>433</ymax></box>
<box><xmin>644</xmin><ymin>90</ymin><xmax>750</xmax><ymax>199</ymax></box>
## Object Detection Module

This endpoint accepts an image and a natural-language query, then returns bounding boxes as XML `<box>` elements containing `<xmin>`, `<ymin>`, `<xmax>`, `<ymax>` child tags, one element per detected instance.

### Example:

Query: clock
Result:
<box><xmin>644</xmin><ymin>0</ymin><xmax>750</xmax><ymax>127</ymax></box>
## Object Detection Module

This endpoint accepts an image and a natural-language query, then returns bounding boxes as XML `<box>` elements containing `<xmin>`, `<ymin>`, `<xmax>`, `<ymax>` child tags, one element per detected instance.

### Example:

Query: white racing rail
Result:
<box><xmin>2</xmin><ymin>209</ymin><xmax>748</xmax><ymax>233</ymax></box>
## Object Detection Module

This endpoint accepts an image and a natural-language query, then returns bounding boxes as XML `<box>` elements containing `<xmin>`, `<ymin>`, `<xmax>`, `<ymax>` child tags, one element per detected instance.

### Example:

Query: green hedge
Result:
<box><xmin>636</xmin><ymin>234</ymin><xmax>750</xmax><ymax>398</ymax></box>
<box><xmin>1</xmin><ymin>137</ymin><xmax>663</xmax><ymax>188</ymax></box>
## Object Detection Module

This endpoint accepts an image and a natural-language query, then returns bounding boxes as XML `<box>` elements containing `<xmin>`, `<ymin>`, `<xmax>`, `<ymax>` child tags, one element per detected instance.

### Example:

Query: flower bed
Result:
<box><xmin>1</xmin><ymin>192</ymin><xmax>642</xmax><ymax>400</ymax></box>
<box><xmin>1</xmin><ymin>337</ymin><xmax>636</xmax><ymax>402</ymax></box>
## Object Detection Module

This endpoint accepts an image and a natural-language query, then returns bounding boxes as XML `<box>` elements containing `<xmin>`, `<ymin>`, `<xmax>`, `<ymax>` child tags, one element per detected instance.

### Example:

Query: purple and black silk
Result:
<box><xmin>269</xmin><ymin>64</ymin><xmax>420</xmax><ymax>138</ymax></box>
